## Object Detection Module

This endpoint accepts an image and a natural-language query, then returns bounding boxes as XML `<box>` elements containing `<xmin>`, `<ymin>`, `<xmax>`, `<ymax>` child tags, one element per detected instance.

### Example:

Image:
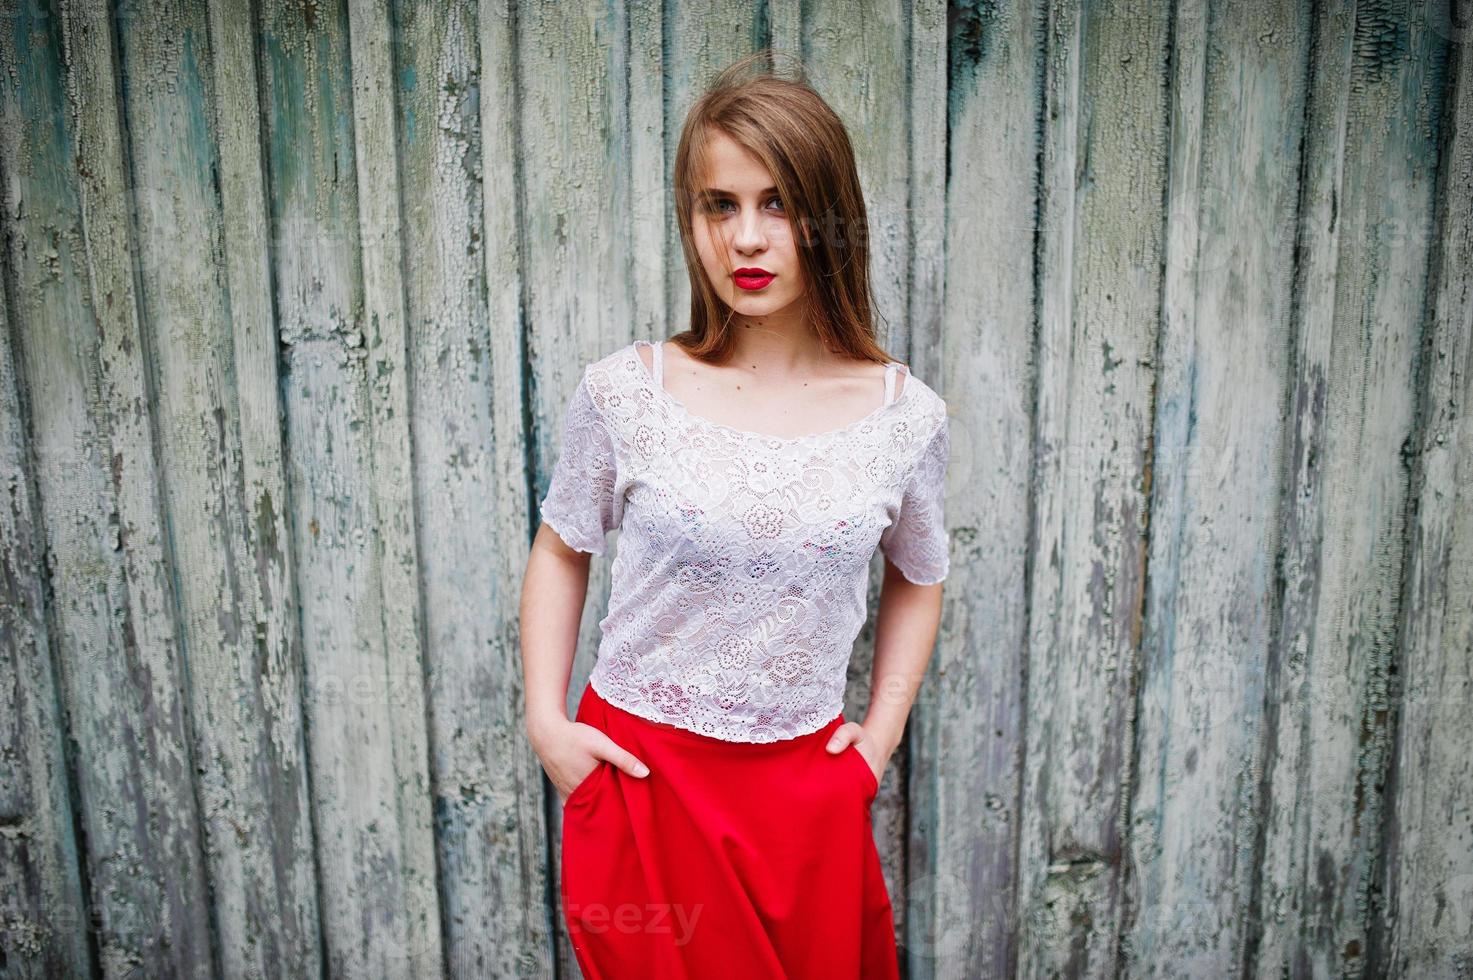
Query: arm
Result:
<box><xmin>520</xmin><ymin>524</ymin><xmax>594</xmax><ymax>741</ymax></box>
<box><xmin>863</xmin><ymin>559</ymin><xmax>943</xmax><ymax>762</ymax></box>
<box><xmin>825</xmin><ymin>560</ymin><xmax>943</xmax><ymax>778</ymax></box>
<box><xmin>519</xmin><ymin>525</ymin><xmax>650</xmax><ymax>801</ymax></box>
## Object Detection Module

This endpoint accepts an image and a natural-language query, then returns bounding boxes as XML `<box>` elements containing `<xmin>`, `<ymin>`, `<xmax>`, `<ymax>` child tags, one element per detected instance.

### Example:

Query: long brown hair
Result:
<box><xmin>670</xmin><ymin>51</ymin><xmax>894</xmax><ymax>366</ymax></box>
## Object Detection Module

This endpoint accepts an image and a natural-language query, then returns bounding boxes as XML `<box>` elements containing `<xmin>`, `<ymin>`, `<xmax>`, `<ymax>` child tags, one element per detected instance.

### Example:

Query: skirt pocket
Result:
<box><xmin>844</xmin><ymin>743</ymin><xmax>880</xmax><ymax>804</ymax></box>
<box><xmin>563</xmin><ymin>759</ymin><xmax>605</xmax><ymax>808</ymax></box>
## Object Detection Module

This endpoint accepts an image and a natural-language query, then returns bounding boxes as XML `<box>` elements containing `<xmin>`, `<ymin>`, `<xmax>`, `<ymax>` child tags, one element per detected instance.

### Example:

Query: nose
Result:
<box><xmin>730</xmin><ymin>206</ymin><xmax>767</xmax><ymax>254</ymax></box>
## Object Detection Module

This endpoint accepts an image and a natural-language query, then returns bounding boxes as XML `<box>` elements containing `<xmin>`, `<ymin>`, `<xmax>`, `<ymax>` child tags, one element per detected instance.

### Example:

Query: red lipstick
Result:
<box><xmin>733</xmin><ymin>267</ymin><xmax>776</xmax><ymax>291</ymax></box>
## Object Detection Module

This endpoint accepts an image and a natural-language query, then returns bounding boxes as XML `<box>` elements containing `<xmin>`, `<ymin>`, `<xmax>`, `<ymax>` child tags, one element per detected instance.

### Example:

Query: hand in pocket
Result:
<box><xmin>532</xmin><ymin>718</ymin><xmax>651</xmax><ymax>804</ymax></box>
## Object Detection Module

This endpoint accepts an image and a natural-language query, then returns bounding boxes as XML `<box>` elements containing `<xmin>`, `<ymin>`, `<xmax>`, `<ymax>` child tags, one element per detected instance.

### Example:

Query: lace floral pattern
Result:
<box><xmin>538</xmin><ymin>340</ymin><xmax>950</xmax><ymax>742</ymax></box>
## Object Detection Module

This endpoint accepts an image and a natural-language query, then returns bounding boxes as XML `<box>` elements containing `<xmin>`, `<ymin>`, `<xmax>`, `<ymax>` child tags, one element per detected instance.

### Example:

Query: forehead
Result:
<box><xmin>700</xmin><ymin>130</ymin><xmax>775</xmax><ymax>191</ymax></box>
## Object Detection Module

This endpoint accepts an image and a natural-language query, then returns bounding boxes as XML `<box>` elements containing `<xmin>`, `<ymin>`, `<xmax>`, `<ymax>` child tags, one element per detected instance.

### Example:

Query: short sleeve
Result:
<box><xmin>879</xmin><ymin>415</ymin><xmax>951</xmax><ymax>584</ymax></box>
<box><xmin>538</xmin><ymin>369</ymin><xmax>623</xmax><ymax>555</ymax></box>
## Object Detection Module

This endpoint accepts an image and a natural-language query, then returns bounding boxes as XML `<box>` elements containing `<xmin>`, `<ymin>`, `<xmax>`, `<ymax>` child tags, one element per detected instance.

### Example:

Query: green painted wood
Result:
<box><xmin>1373</xmin><ymin>31</ymin><xmax>1473</xmax><ymax>979</ymax></box>
<box><xmin>347</xmin><ymin>0</ymin><xmax>445</xmax><ymax>973</ymax></box>
<box><xmin>1254</xmin><ymin>3</ymin><xmax>1453</xmax><ymax>977</ymax></box>
<box><xmin>0</xmin><ymin>0</ymin><xmax>215</xmax><ymax>974</ymax></box>
<box><xmin>0</xmin><ymin>213</ymin><xmax>92</xmax><ymax>978</ymax></box>
<box><xmin>1128</xmin><ymin>0</ymin><xmax>1316</xmax><ymax>974</ymax></box>
<box><xmin>204</xmin><ymin>0</ymin><xmax>328</xmax><ymax>970</ymax></box>
<box><xmin>925</xmin><ymin>0</ymin><xmax>1042</xmax><ymax>975</ymax></box>
<box><xmin>1251</xmin><ymin>3</ymin><xmax>1360</xmax><ymax>976</ymax></box>
<box><xmin>1021</xmin><ymin>0</ymin><xmax>1174</xmax><ymax>976</ymax></box>
<box><xmin>802</xmin><ymin>0</ymin><xmax>917</xmax><ymax>926</ymax></box>
<box><xmin>0</xmin><ymin>0</ymin><xmax>219</xmax><ymax>972</ymax></box>
<box><xmin>513</xmin><ymin>0</ymin><xmax>641</xmax><ymax>972</ymax></box>
<box><xmin>394</xmin><ymin>0</ymin><xmax>554</xmax><ymax>973</ymax></box>
<box><xmin>112</xmin><ymin>0</ymin><xmax>323</xmax><ymax>975</ymax></box>
<box><xmin>255</xmin><ymin>0</ymin><xmax>439</xmax><ymax>974</ymax></box>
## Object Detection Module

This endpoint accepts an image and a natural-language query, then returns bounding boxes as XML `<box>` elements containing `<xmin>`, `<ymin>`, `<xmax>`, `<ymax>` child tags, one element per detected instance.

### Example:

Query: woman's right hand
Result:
<box><xmin>530</xmin><ymin>716</ymin><xmax>651</xmax><ymax>803</ymax></box>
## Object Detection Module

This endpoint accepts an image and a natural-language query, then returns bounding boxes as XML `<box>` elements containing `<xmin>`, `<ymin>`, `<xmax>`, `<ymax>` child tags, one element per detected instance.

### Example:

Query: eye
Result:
<box><xmin>705</xmin><ymin>196</ymin><xmax>784</xmax><ymax>215</ymax></box>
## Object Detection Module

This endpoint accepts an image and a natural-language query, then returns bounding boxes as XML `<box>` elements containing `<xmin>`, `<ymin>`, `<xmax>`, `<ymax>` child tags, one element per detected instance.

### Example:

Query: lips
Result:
<box><xmin>733</xmin><ymin>268</ymin><xmax>775</xmax><ymax>291</ymax></box>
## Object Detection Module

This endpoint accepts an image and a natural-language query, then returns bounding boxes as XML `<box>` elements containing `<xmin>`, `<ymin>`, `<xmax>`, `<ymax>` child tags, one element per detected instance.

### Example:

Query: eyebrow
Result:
<box><xmin>704</xmin><ymin>186</ymin><xmax>779</xmax><ymax>195</ymax></box>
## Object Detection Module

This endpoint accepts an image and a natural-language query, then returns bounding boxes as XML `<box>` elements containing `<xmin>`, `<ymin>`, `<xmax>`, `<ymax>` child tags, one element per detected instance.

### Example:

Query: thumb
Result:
<box><xmin>826</xmin><ymin>724</ymin><xmax>858</xmax><ymax>753</ymax></box>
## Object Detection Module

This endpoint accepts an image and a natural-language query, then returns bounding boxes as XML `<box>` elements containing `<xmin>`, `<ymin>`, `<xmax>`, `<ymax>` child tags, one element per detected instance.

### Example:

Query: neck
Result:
<box><xmin>723</xmin><ymin>314</ymin><xmax>831</xmax><ymax>377</ymax></box>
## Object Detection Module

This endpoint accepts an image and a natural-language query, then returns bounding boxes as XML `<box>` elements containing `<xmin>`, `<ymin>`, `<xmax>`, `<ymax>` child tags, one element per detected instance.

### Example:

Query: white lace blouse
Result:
<box><xmin>538</xmin><ymin>339</ymin><xmax>950</xmax><ymax>743</ymax></box>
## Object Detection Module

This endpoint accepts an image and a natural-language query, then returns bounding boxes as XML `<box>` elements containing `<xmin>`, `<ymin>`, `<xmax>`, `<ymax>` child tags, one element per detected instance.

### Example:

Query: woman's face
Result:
<box><xmin>691</xmin><ymin>131</ymin><xmax>808</xmax><ymax>321</ymax></box>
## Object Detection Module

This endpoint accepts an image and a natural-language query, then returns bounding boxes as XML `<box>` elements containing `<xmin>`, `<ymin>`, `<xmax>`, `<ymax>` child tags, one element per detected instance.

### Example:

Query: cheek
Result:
<box><xmin>693</xmin><ymin>221</ymin><xmax>722</xmax><ymax>262</ymax></box>
<box><xmin>781</xmin><ymin>265</ymin><xmax>806</xmax><ymax>297</ymax></box>
<box><xmin>691</xmin><ymin>225</ymin><xmax>714</xmax><ymax>266</ymax></box>
<box><xmin>692</xmin><ymin>226</ymin><xmax>728</xmax><ymax>290</ymax></box>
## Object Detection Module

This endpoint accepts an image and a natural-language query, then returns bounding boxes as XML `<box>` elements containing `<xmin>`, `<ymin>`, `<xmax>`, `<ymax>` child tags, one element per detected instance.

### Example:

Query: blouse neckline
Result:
<box><xmin>631</xmin><ymin>339</ymin><xmax>912</xmax><ymax>445</ymax></box>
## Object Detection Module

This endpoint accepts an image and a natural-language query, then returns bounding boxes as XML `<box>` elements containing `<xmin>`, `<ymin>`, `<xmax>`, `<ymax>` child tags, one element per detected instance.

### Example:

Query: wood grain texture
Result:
<box><xmin>512</xmin><ymin>0</ymin><xmax>636</xmax><ymax>972</ymax></box>
<box><xmin>256</xmin><ymin>0</ymin><xmax>439</xmax><ymax>974</ymax></box>
<box><xmin>914</xmin><ymin>1</ymin><xmax>1043</xmax><ymax>977</ymax></box>
<box><xmin>398</xmin><ymin>0</ymin><xmax>554</xmax><ymax>973</ymax></box>
<box><xmin>0</xmin><ymin>214</ymin><xmax>92</xmax><ymax>978</ymax></box>
<box><xmin>206</xmin><ymin>0</ymin><xmax>326</xmax><ymax>972</ymax></box>
<box><xmin>112</xmin><ymin>0</ymin><xmax>322</xmax><ymax>975</ymax></box>
<box><xmin>348</xmin><ymin>0</ymin><xmax>444</xmax><ymax>973</ymax></box>
<box><xmin>1128</xmin><ymin>0</ymin><xmax>1313</xmax><ymax>973</ymax></box>
<box><xmin>874</xmin><ymin>0</ymin><xmax>952</xmax><ymax>951</ymax></box>
<box><xmin>1253</xmin><ymin>3</ymin><xmax>1453</xmax><ymax>978</ymax></box>
<box><xmin>1023</xmin><ymin>0</ymin><xmax>1172</xmax><ymax>976</ymax></box>
<box><xmin>1</xmin><ymin>0</ymin><xmax>215</xmax><ymax>974</ymax></box>
<box><xmin>1373</xmin><ymin>27</ymin><xmax>1473</xmax><ymax>980</ymax></box>
<box><xmin>0</xmin><ymin>2</ymin><xmax>1467</xmax><ymax>978</ymax></box>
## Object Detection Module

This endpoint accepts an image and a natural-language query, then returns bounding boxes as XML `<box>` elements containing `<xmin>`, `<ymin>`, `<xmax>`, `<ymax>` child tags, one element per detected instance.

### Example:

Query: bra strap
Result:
<box><xmin>652</xmin><ymin>339</ymin><xmax>664</xmax><ymax>390</ymax></box>
<box><xmin>883</xmin><ymin>361</ymin><xmax>899</xmax><ymax>406</ymax></box>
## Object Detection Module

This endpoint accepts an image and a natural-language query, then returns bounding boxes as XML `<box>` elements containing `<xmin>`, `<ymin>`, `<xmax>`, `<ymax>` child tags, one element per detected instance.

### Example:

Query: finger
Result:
<box><xmin>596</xmin><ymin>735</ymin><xmax>650</xmax><ymax>777</ymax></box>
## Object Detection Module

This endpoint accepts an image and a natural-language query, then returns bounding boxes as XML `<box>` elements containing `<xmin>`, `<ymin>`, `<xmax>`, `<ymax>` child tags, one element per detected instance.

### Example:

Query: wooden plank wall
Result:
<box><xmin>0</xmin><ymin>1</ymin><xmax>1467</xmax><ymax>978</ymax></box>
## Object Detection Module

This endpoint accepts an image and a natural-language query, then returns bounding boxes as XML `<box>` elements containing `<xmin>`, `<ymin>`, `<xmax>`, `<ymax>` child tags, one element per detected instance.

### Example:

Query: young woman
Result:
<box><xmin>520</xmin><ymin>52</ymin><xmax>949</xmax><ymax>978</ymax></box>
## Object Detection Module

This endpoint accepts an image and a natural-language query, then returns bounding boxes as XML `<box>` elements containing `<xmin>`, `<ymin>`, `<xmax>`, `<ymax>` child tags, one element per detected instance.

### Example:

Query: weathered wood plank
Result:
<box><xmin>1127</xmin><ymin>0</ymin><xmax>1311</xmax><ymax>973</ymax></box>
<box><xmin>257</xmin><ymin>0</ymin><xmax>437</xmax><ymax>973</ymax></box>
<box><xmin>0</xmin><ymin>0</ymin><xmax>215</xmax><ymax>973</ymax></box>
<box><xmin>1372</xmin><ymin>28</ymin><xmax>1473</xmax><ymax>980</ymax></box>
<box><xmin>0</xmin><ymin>212</ymin><xmax>93</xmax><ymax>978</ymax></box>
<box><xmin>920</xmin><ymin>0</ymin><xmax>1044</xmax><ymax>976</ymax></box>
<box><xmin>204</xmin><ymin>0</ymin><xmax>326</xmax><ymax>971</ymax></box>
<box><xmin>393</xmin><ymin>0</ymin><xmax>552</xmax><ymax>974</ymax></box>
<box><xmin>1247</xmin><ymin>3</ymin><xmax>1356</xmax><ymax>977</ymax></box>
<box><xmin>1252</xmin><ymin>4</ymin><xmax>1452</xmax><ymax>977</ymax></box>
<box><xmin>514</xmin><ymin>2</ymin><xmax>639</xmax><ymax>974</ymax></box>
<box><xmin>112</xmin><ymin>0</ymin><xmax>323</xmax><ymax>974</ymax></box>
<box><xmin>1021</xmin><ymin>0</ymin><xmax>1172</xmax><ymax>976</ymax></box>
<box><xmin>344</xmin><ymin>0</ymin><xmax>443</xmax><ymax>973</ymax></box>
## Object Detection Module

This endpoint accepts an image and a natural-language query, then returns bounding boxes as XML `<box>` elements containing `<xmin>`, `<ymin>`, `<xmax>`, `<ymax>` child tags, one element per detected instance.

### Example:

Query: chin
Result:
<box><xmin>727</xmin><ymin>291</ymin><xmax>794</xmax><ymax>314</ymax></box>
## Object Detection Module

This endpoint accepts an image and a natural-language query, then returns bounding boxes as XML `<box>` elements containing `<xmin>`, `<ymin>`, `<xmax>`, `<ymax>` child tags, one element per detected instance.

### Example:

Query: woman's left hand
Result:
<box><xmin>826</xmin><ymin>721</ymin><xmax>884</xmax><ymax>784</ymax></box>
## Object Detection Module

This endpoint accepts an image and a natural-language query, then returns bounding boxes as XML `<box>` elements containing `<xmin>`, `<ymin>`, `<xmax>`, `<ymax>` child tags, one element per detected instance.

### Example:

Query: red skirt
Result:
<box><xmin>560</xmin><ymin>681</ymin><xmax>901</xmax><ymax>979</ymax></box>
